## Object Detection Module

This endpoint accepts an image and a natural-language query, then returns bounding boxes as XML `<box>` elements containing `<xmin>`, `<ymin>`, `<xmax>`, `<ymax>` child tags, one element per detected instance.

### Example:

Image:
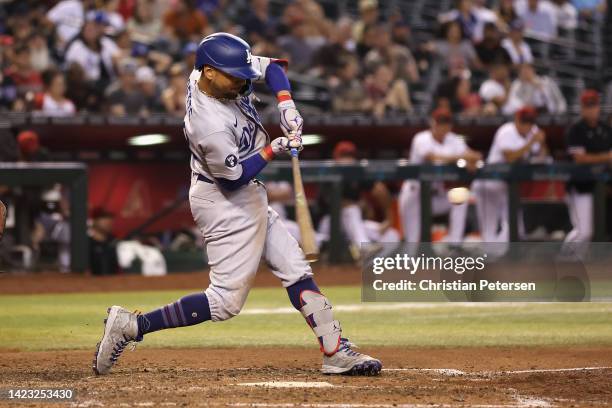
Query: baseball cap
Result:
<box><xmin>136</xmin><ymin>66</ymin><xmax>155</xmax><ymax>83</ymax></box>
<box><xmin>86</xmin><ymin>10</ymin><xmax>110</xmax><ymax>25</ymax></box>
<box><xmin>333</xmin><ymin>141</ymin><xmax>357</xmax><ymax>160</ymax></box>
<box><xmin>516</xmin><ymin>106</ymin><xmax>537</xmax><ymax>123</ymax></box>
<box><xmin>431</xmin><ymin>107</ymin><xmax>453</xmax><ymax>123</ymax></box>
<box><xmin>183</xmin><ymin>42</ymin><xmax>198</xmax><ymax>56</ymax></box>
<box><xmin>17</xmin><ymin>130</ymin><xmax>40</xmax><ymax>155</ymax></box>
<box><xmin>580</xmin><ymin>89</ymin><xmax>600</xmax><ymax>107</ymax></box>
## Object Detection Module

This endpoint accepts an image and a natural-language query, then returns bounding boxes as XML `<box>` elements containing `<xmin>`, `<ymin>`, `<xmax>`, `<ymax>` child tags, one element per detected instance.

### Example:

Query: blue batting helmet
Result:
<box><xmin>194</xmin><ymin>33</ymin><xmax>260</xmax><ymax>80</ymax></box>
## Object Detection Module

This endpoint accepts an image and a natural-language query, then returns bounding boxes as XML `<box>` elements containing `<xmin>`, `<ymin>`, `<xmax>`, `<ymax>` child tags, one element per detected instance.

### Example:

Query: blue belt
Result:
<box><xmin>196</xmin><ymin>173</ymin><xmax>214</xmax><ymax>184</ymax></box>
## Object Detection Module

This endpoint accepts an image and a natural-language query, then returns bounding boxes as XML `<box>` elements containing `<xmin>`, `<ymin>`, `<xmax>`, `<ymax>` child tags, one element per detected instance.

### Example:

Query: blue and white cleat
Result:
<box><xmin>93</xmin><ymin>306</ymin><xmax>142</xmax><ymax>375</ymax></box>
<box><xmin>322</xmin><ymin>338</ymin><xmax>382</xmax><ymax>376</ymax></box>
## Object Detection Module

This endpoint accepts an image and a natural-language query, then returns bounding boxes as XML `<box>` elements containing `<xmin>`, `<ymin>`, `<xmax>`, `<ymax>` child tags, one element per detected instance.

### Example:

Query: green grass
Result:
<box><xmin>1</xmin><ymin>286</ymin><xmax>612</xmax><ymax>351</ymax></box>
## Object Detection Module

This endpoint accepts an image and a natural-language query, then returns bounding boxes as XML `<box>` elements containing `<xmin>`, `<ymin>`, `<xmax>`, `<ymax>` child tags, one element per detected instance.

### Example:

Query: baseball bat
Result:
<box><xmin>291</xmin><ymin>149</ymin><xmax>319</xmax><ymax>262</ymax></box>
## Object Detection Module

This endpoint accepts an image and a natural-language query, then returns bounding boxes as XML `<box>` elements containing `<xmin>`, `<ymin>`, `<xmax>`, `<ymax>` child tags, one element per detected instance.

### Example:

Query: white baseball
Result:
<box><xmin>447</xmin><ymin>187</ymin><xmax>470</xmax><ymax>205</ymax></box>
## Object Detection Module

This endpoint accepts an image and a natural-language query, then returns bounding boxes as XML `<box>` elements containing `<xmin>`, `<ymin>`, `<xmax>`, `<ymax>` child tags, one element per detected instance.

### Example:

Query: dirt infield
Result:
<box><xmin>0</xmin><ymin>346</ymin><xmax>611</xmax><ymax>407</ymax></box>
<box><xmin>0</xmin><ymin>265</ymin><xmax>360</xmax><ymax>295</ymax></box>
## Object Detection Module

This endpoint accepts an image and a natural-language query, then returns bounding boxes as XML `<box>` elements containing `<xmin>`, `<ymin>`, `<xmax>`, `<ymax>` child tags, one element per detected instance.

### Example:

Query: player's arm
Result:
<box><xmin>566</xmin><ymin>125</ymin><xmax>612</xmax><ymax>164</ymax></box>
<box><xmin>424</xmin><ymin>149</ymin><xmax>482</xmax><ymax>165</ymax></box>
<box><xmin>503</xmin><ymin>129</ymin><xmax>546</xmax><ymax>163</ymax></box>
<box><xmin>202</xmin><ymin>131</ymin><xmax>294</xmax><ymax>192</ymax></box>
<box><xmin>259</xmin><ymin>60</ymin><xmax>303</xmax><ymax>148</ymax></box>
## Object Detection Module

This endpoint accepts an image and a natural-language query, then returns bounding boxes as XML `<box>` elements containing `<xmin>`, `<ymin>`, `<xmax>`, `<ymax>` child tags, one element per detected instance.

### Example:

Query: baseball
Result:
<box><xmin>447</xmin><ymin>187</ymin><xmax>470</xmax><ymax>205</ymax></box>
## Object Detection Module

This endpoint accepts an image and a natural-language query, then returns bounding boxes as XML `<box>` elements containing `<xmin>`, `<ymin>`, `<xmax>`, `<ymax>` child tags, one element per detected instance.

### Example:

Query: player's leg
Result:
<box><xmin>398</xmin><ymin>180</ymin><xmax>420</xmax><ymax>243</ymax></box>
<box><xmin>565</xmin><ymin>191</ymin><xmax>593</xmax><ymax>243</ymax></box>
<box><xmin>93</xmin><ymin>180</ymin><xmax>268</xmax><ymax>375</ymax></box>
<box><xmin>263</xmin><ymin>207</ymin><xmax>382</xmax><ymax>375</ymax></box>
<box><xmin>341</xmin><ymin>203</ymin><xmax>370</xmax><ymax>245</ymax></box>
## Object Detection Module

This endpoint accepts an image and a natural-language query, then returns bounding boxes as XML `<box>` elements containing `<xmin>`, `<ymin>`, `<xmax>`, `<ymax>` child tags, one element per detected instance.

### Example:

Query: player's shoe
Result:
<box><xmin>92</xmin><ymin>306</ymin><xmax>142</xmax><ymax>375</ymax></box>
<box><xmin>321</xmin><ymin>338</ymin><xmax>382</xmax><ymax>376</ymax></box>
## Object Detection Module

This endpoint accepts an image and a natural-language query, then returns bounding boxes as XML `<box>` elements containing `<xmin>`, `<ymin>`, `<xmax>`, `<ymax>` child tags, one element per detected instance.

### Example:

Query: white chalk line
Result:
<box><xmin>241</xmin><ymin>302</ymin><xmax>612</xmax><ymax>316</ymax></box>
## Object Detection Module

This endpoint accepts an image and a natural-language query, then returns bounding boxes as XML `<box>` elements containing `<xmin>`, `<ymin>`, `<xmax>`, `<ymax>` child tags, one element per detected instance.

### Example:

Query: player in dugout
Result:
<box><xmin>317</xmin><ymin>141</ymin><xmax>401</xmax><ymax>259</ymax></box>
<box><xmin>398</xmin><ymin>107</ymin><xmax>482</xmax><ymax>252</ymax></box>
<box><xmin>564</xmin><ymin>89</ymin><xmax>612</xmax><ymax>245</ymax></box>
<box><xmin>472</xmin><ymin>106</ymin><xmax>549</xmax><ymax>244</ymax></box>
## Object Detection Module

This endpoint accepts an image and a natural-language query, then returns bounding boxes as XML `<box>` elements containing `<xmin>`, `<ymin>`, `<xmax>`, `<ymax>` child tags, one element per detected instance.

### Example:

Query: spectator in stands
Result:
<box><xmin>398</xmin><ymin>108</ymin><xmax>482</xmax><ymax>251</ymax></box>
<box><xmin>37</xmin><ymin>69</ymin><xmax>76</xmax><ymax>117</ymax></box>
<box><xmin>100</xmin><ymin>0</ymin><xmax>126</xmax><ymax>37</ymax></box>
<box><xmin>352</xmin><ymin>0</ymin><xmax>380</xmax><ymax>45</ymax></box>
<box><xmin>572</xmin><ymin>0</ymin><xmax>607</xmax><ymax>22</ymax></box>
<box><xmin>161</xmin><ymin>63</ymin><xmax>186</xmax><ymax>117</ymax></box>
<box><xmin>136</xmin><ymin>65</ymin><xmax>164</xmax><ymax>115</ymax></box>
<box><xmin>242</xmin><ymin>0</ymin><xmax>278</xmax><ymax>45</ymax></box>
<box><xmin>277</xmin><ymin>1</ymin><xmax>331</xmax><ymax>74</ymax></box>
<box><xmin>311</xmin><ymin>17</ymin><xmax>355</xmax><ymax>79</ymax></box>
<box><xmin>364</xmin><ymin>24</ymin><xmax>419</xmax><ymax>83</ymax></box>
<box><xmin>107</xmin><ymin>60</ymin><xmax>146</xmax><ymax>116</ymax></box>
<box><xmin>28</xmin><ymin>32</ymin><xmax>52</xmax><ymax>73</ymax></box>
<box><xmin>515</xmin><ymin>0</ymin><xmax>558</xmax><ymax>39</ymax></box>
<box><xmin>182</xmin><ymin>42</ymin><xmax>198</xmax><ymax>72</ymax></box>
<box><xmin>355</xmin><ymin>23</ymin><xmax>378</xmax><ymax>60</ymax></box>
<box><xmin>551</xmin><ymin>0</ymin><xmax>578</xmax><ymax>31</ymax></box>
<box><xmin>45</xmin><ymin>0</ymin><xmax>94</xmax><ymax>52</ymax></box>
<box><xmin>495</xmin><ymin>0</ymin><xmax>519</xmax><ymax>28</ymax></box>
<box><xmin>435</xmin><ymin>72</ymin><xmax>481</xmax><ymax>116</ymax></box>
<box><xmin>501</xmin><ymin>20</ymin><xmax>534</xmax><ymax>66</ymax></box>
<box><xmin>564</xmin><ymin>90</ymin><xmax>612</xmax><ymax>245</ymax></box>
<box><xmin>64</xmin><ymin>62</ymin><xmax>103</xmax><ymax>112</ymax></box>
<box><xmin>479</xmin><ymin>62</ymin><xmax>511</xmax><ymax>115</ymax></box>
<box><xmin>330</xmin><ymin>55</ymin><xmax>372</xmax><ymax>113</ymax></box>
<box><xmin>127</xmin><ymin>0</ymin><xmax>163</xmax><ymax>46</ymax></box>
<box><xmin>163</xmin><ymin>0</ymin><xmax>207</xmax><ymax>42</ymax></box>
<box><xmin>89</xmin><ymin>208</ymin><xmax>119</xmax><ymax>276</ymax></box>
<box><xmin>365</xmin><ymin>63</ymin><xmax>412</xmax><ymax>118</ymax></box>
<box><xmin>475</xmin><ymin>22</ymin><xmax>512</xmax><ymax>68</ymax></box>
<box><xmin>504</xmin><ymin>63</ymin><xmax>567</xmax><ymax>114</ymax></box>
<box><xmin>438</xmin><ymin>0</ymin><xmax>497</xmax><ymax>43</ymax></box>
<box><xmin>431</xmin><ymin>21</ymin><xmax>482</xmax><ymax>74</ymax></box>
<box><xmin>64</xmin><ymin>11</ymin><xmax>120</xmax><ymax>89</ymax></box>
<box><xmin>3</xmin><ymin>44</ymin><xmax>43</xmax><ymax>98</ymax></box>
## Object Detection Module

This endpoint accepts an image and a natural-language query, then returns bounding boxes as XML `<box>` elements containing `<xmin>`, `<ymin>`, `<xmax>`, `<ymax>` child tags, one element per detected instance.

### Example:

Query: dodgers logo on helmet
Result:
<box><xmin>195</xmin><ymin>32</ymin><xmax>261</xmax><ymax>80</ymax></box>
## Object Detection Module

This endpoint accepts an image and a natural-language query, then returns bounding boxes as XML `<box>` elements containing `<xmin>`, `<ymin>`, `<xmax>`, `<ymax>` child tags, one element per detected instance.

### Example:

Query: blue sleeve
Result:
<box><xmin>216</xmin><ymin>153</ymin><xmax>268</xmax><ymax>191</ymax></box>
<box><xmin>265</xmin><ymin>62</ymin><xmax>291</xmax><ymax>95</ymax></box>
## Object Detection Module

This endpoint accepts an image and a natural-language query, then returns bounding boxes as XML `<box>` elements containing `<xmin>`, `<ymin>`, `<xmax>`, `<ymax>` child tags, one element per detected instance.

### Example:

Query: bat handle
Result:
<box><xmin>290</xmin><ymin>148</ymin><xmax>298</xmax><ymax>157</ymax></box>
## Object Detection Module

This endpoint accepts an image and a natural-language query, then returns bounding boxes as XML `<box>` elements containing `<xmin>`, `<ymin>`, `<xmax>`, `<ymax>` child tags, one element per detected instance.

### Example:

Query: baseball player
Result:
<box><xmin>93</xmin><ymin>33</ymin><xmax>381</xmax><ymax>376</ymax></box>
<box><xmin>398</xmin><ymin>108</ymin><xmax>482</xmax><ymax>250</ymax></box>
<box><xmin>564</xmin><ymin>90</ymin><xmax>612</xmax><ymax>244</ymax></box>
<box><xmin>473</xmin><ymin>106</ymin><xmax>548</xmax><ymax>243</ymax></box>
<box><xmin>317</xmin><ymin>141</ymin><xmax>401</xmax><ymax>259</ymax></box>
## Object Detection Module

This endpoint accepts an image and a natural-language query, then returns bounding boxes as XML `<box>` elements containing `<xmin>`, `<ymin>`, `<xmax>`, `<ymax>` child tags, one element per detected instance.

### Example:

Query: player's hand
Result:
<box><xmin>533</xmin><ymin>130</ymin><xmax>546</xmax><ymax>144</ymax></box>
<box><xmin>271</xmin><ymin>137</ymin><xmax>302</xmax><ymax>155</ymax></box>
<box><xmin>278</xmin><ymin>100</ymin><xmax>303</xmax><ymax>149</ymax></box>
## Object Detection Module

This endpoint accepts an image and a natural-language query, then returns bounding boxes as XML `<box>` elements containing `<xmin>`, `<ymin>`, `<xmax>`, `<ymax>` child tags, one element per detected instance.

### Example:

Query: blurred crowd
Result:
<box><xmin>0</xmin><ymin>0</ymin><xmax>607</xmax><ymax>119</ymax></box>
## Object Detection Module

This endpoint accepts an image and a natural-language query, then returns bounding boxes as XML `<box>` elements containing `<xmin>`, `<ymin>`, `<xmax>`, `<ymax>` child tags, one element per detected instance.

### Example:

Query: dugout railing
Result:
<box><xmin>259</xmin><ymin>161</ymin><xmax>611</xmax><ymax>263</ymax></box>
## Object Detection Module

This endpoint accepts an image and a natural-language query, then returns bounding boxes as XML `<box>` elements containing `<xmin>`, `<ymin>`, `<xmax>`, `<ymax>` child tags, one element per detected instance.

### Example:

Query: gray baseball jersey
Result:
<box><xmin>184</xmin><ymin>69</ymin><xmax>269</xmax><ymax>181</ymax></box>
<box><xmin>184</xmin><ymin>67</ymin><xmax>312</xmax><ymax>322</ymax></box>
